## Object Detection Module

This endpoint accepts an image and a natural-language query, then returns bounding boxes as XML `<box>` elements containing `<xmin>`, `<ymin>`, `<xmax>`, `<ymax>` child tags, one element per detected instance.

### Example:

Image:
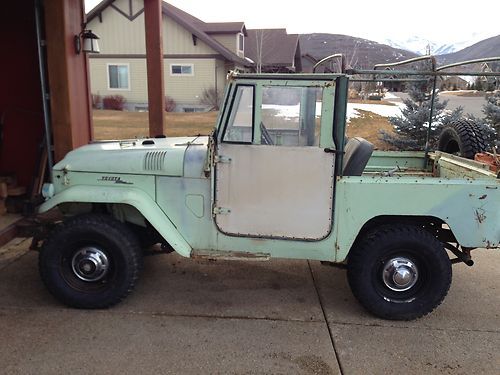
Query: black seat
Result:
<box><xmin>342</xmin><ymin>137</ymin><xmax>374</xmax><ymax>176</ymax></box>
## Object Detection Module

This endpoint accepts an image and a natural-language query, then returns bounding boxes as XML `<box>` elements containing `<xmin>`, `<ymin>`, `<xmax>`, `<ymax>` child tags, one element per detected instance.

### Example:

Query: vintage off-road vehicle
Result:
<box><xmin>37</xmin><ymin>68</ymin><xmax>499</xmax><ymax>320</ymax></box>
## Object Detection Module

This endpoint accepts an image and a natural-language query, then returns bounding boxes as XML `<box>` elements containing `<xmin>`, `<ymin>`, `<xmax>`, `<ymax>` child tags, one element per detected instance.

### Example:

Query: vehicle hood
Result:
<box><xmin>53</xmin><ymin>136</ymin><xmax>209</xmax><ymax>177</ymax></box>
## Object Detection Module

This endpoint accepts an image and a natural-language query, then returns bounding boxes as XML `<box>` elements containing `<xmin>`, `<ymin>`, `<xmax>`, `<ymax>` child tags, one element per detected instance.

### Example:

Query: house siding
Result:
<box><xmin>212</xmin><ymin>34</ymin><xmax>238</xmax><ymax>55</ymax></box>
<box><xmin>164</xmin><ymin>58</ymin><xmax>217</xmax><ymax>105</ymax></box>
<box><xmin>216</xmin><ymin>59</ymin><xmax>229</xmax><ymax>96</ymax></box>
<box><xmin>87</xmin><ymin>1</ymin><xmax>146</xmax><ymax>54</ymax></box>
<box><xmin>88</xmin><ymin>6</ymin><xmax>216</xmax><ymax>56</ymax></box>
<box><xmin>90</xmin><ymin>57</ymin><xmax>226</xmax><ymax>109</ymax></box>
<box><xmin>131</xmin><ymin>0</ymin><xmax>143</xmax><ymax>14</ymax></box>
<box><xmin>90</xmin><ymin>58</ymin><xmax>148</xmax><ymax>104</ymax></box>
<box><xmin>163</xmin><ymin>15</ymin><xmax>215</xmax><ymax>54</ymax></box>
<box><xmin>87</xmin><ymin>0</ymin><xmax>247</xmax><ymax>109</ymax></box>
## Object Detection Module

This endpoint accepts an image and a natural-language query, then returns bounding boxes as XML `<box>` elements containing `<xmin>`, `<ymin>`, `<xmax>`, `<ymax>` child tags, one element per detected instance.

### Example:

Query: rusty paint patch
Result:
<box><xmin>191</xmin><ymin>249</ymin><xmax>270</xmax><ymax>261</ymax></box>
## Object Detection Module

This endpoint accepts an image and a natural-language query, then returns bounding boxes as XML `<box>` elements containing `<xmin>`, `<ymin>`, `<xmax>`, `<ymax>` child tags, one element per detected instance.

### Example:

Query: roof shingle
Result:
<box><xmin>246</xmin><ymin>29</ymin><xmax>300</xmax><ymax>68</ymax></box>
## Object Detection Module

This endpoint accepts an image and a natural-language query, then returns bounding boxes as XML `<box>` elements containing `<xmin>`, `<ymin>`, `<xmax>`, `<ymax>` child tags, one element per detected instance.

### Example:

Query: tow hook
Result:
<box><xmin>444</xmin><ymin>243</ymin><xmax>474</xmax><ymax>267</ymax></box>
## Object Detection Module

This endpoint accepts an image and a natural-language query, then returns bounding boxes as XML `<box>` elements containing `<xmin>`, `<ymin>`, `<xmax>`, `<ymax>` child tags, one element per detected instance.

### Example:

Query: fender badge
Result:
<box><xmin>98</xmin><ymin>176</ymin><xmax>133</xmax><ymax>185</ymax></box>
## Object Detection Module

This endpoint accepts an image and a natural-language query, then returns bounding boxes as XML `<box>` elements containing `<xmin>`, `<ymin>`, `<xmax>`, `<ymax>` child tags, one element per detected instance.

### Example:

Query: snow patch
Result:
<box><xmin>262</xmin><ymin>103</ymin><xmax>322</xmax><ymax>118</ymax></box>
<box><xmin>262</xmin><ymin>101</ymin><xmax>404</xmax><ymax>123</ymax></box>
<box><xmin>383</xmin><ymin>92</ymin><xmax>400</xmax><ymax>99</ymax></box>
<box><xmin>346</xmin><ymin>102</ymin><xmax>404</xmax><ymax>121</ymax></box>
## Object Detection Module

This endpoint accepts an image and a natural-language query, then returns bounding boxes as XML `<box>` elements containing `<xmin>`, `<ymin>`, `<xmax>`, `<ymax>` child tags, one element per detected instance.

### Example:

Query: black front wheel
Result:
<box><xmin>347</xmin><ymin>225</ymin><xmax>452</xmax><ymax>320</ymax></box>
<box><xmin>39</xmin><ymin>214</ymin><xmax>143</xmax><ymax>309</ymax></box>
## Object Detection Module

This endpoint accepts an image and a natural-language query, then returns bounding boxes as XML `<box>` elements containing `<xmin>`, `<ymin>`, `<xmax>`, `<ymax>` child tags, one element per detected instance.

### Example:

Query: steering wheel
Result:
<box><xmin>260</xmin><ymin>122</ymin><xmax>274</xmax><ymax>145</ymax></box>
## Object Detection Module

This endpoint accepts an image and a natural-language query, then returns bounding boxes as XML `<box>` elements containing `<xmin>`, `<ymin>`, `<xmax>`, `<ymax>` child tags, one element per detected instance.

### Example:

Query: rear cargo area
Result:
<box><xmin>363</xmin><ymin>151</ymin><xmax>499</xmax><ymax>179</ymax></box>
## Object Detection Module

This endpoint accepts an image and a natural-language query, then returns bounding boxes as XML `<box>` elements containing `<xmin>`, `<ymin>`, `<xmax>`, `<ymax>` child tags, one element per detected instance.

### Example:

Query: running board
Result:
<box><xmin>191</xmin><ymin>250</ymin><xmax>270</xmax><ymax>261</ymax></box>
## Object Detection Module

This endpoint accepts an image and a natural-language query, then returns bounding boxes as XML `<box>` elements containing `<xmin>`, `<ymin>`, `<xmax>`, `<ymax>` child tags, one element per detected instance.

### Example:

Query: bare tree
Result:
<box><xmin>200</xmin><ymin>87</ymin><xmax>222</xmax><ymax>111</ymax></box>
<box><xmin>255</xmin><ymin>29</ymin><xmax>265</xmax><ymax>73</ymax></box>
<box><xmin>254</xmin><ymin>30</ymin><xmax>274</xmax><ymax>73</ymax></box>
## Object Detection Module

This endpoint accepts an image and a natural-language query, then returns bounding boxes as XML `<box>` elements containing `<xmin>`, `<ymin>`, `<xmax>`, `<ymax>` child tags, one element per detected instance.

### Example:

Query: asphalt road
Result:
<box><xmin>391</xmin><ymin>92</ymin><xmax>487</xmax><ymax>118</ymax></box>
<box><xmin>0</xmin><ymin>239</ymin><xmax>499</xmax><ymax>374</ymax></box>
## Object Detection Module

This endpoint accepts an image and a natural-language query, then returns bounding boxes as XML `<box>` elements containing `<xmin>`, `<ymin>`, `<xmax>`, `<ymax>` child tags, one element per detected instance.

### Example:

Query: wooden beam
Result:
<box><xmin>44</xmin><ymin>0</ymin><xmax>93</xmax><ymax>162</ymax></box>
<box><xmin>144</xmin><ymin>0</ymin><xmax>166</xmax><ymax>136</ymax></box>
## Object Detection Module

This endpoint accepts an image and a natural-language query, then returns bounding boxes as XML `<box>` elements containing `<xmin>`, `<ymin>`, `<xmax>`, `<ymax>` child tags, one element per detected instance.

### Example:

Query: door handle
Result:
<box><xmin>324</xmin><ymin>148</ymin><xmax>344</xmax><ymax>155</ymax></box>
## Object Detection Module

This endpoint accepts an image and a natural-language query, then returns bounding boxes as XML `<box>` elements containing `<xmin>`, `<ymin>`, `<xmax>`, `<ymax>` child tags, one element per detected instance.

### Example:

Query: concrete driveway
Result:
<box><xmin>0</xmin><ymin>240</ymin><xmax>499</xmax><ymax>374</ymax></box>
<box><xmin>391</xmin><ymin>92</ymin><xmax>487</xmax><ymax>117</ymax></box>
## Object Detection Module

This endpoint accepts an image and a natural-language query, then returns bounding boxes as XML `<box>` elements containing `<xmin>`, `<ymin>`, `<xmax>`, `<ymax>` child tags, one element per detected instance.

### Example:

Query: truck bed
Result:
<box><xmin>363</xmin><ymin>151</ymin><xmax>499</xmax><ymax>179</ymax></box>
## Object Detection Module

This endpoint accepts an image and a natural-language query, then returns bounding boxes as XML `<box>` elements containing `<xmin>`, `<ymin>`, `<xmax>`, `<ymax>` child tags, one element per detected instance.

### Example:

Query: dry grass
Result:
<box><xmin>440</xmin><ymin>91</ymin><xmax>485</xmax><ymax>97</ymax></box>
<box><xmin>347</xmin><ymin>110</ymin><xmax>395</xmax><ymax>150</ymax></box>
<box><xmin>92</xmin><ymin>110</ymin><xmax>218</xmax><ymax>140</ymax></box>
<box><xmin>93</xmin><ymin>108</ymin><xmax>395</xmax><ymax>149</ymax></box>
<box><xmin>348</xmin><ymin>99</ymin><xmax>397</xmax><ymax>106</ymax></box>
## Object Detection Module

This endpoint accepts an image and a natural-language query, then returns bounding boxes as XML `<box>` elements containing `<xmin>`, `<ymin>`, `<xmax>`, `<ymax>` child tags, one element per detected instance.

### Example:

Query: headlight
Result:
<box><xmin>42</xmin><ymin>183</ymin><xmax>55</xmax><ymax>199</ymax></box>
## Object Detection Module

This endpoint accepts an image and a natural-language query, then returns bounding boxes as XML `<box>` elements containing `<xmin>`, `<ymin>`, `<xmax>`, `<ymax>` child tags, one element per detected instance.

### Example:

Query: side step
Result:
<box><xmin>191</xmin><ymin>249</ymin><xmax>270</xmax><ymax>262</ymax></box>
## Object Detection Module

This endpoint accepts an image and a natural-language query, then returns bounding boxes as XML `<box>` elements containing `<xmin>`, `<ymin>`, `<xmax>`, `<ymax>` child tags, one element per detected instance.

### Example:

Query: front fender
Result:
<box><xmin>38</xmin><ymin>185</ymin><xmax>192</xmax><ymax>257</ymax></box>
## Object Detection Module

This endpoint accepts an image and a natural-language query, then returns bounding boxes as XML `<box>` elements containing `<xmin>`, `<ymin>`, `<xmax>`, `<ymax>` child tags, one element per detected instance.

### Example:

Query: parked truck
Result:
<box><xmin>36</xmin><ymin>65</ymin><xmax>499</xmax><ymax>320</ymax></box>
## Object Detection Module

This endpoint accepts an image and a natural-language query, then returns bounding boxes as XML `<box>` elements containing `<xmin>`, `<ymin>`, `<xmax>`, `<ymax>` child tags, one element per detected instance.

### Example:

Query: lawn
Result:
<box><xmin>93</xmin><ymin>110</ymin><xmax>218</xmax><ymax>140</ymax></box>
<box><xmin>93</xmin><ymin>107</ymin><xmax>394</xmax><ymax>149</ymax></box>
<box><xmin>346</xmin><ymin>110</ymin><xmax>395</xmax><ymax>150</ymax></box>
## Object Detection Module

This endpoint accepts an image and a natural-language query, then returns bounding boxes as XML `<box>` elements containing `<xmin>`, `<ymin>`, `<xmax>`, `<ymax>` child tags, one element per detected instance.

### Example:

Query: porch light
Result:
<box><xmin>75</xmin><ymin>29</ymin><xmax>100</xmax><ymax>54</ymax></box>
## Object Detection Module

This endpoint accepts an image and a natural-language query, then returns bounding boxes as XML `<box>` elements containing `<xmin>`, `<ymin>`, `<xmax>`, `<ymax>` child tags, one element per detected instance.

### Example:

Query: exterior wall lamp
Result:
<box><xmin>75</xmin><ymin>26</ymin><xmax>100</xmax><ymax>54</ymax></box>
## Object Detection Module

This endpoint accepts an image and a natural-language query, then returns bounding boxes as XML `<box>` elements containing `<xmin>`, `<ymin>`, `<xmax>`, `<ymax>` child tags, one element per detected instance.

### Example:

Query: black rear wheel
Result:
<box><xmin>347</xmin><ymin>225</ymin><xmax>452</xmax><ymax>320</ymax></box>
<box><xmin>39</xmin><ymin>214</ymin><xmax>142</xmax><ymax>309</ymax></box>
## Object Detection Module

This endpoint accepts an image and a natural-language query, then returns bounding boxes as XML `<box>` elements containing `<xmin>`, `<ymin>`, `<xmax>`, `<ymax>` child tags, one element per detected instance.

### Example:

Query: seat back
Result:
<box><xmin>342</xmin><ymin>137</ymin><xmax>374</xmax><ymax>176</ymax></box>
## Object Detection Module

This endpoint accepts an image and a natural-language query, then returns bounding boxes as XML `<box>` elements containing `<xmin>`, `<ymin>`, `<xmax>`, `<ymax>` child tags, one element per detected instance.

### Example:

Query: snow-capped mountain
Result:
<box><xmin>382</xmin><ymin>33</ymin><xmax>496</xmax><ymax>56</ymax></box>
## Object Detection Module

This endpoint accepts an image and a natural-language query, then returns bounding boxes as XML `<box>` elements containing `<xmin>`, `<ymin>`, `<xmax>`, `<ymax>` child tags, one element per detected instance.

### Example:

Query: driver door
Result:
<box><xmin>214</xmin><ymin>83</ymin><xmax>336</xmax><ymax>241</ymax></box>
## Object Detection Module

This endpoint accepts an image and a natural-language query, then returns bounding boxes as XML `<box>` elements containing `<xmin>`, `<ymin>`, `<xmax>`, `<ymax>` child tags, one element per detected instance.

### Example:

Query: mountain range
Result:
<box><xmin>300</xmin><ymin>33</ymin><xmax>500</xmax><ymax>70</ymax></box>
<box><xmin>300</xmin><ymin>34</ymin><xmax>418</xmax><ymax>70</ymax></box>
<box><xmin>437</xmin><ymin>35</ymin><xmax>500</xmax><ymax>65</ymax></box>
<box><xmin>382</xmin><ymin>33</ymin><xmax>497</xmax><ymax>56</ymax></box>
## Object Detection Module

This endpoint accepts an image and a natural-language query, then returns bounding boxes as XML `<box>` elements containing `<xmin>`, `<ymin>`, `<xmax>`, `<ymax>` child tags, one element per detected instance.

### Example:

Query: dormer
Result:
<box><xmin>203</xmin><ymin>22</ymin><xmax>247</xmax><ymax>58</ymax></box>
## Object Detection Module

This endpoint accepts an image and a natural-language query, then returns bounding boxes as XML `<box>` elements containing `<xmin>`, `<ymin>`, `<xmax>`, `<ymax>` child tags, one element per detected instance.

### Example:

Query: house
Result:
<box><xmin>245</xmin><ymin>29</ymin><xmax>302</xmax><ymax>73</ymax></box>
<box><xmin>86</xmin><ymin>0</ymin><xmax>253</xmax><ymax>111</ymax></box>
<box><xmin>440</xmin><ymin>76</ymin><xmax>469</xmax><ymax>91</ymax></box>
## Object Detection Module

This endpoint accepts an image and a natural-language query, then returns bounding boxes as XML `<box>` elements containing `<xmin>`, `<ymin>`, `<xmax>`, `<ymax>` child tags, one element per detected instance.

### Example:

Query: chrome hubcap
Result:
<box><xmin>71</xmin><ymin>247</ymin><xmax>109</xmax><ymax>282</ymax></box>
<box><xmin>382</xmin><ymin>257</ymin><xmax>418</xmax><ymax>292</ymax></box>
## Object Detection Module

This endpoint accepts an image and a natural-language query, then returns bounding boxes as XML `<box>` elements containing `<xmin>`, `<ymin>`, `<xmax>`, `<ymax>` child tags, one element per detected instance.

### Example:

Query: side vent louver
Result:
<box><xmin>144</xmin><ymin>151</ymin><xmax>167</xmax><ymax>171</ymax></box>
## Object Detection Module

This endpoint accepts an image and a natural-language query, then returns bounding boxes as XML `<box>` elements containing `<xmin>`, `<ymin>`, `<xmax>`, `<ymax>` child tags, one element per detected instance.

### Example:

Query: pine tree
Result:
<box><xmin>482</xmin><ymin>90</ymin><xmax>500</xmax><ymax>148</ymax></box>
<box><xmin>474</xmin><ymin>77</ymin><xmax>484</xmax><ymax>91</ymax></box>
<box><xmin>484</xmin><ymin>91</ymin><xmax>500</xmax><ymax>127</ymax></box>
<box><xmin>380</xmin><ymin>80</ymin><xmax>463</xmax><ymax>150</ymax></box>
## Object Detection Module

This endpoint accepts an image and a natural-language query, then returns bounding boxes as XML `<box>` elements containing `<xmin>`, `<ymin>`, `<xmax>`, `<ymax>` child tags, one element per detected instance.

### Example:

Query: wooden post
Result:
<box><xmin>44</xmin><ymin>0</ymin><xmax>93</xmax><ymax>162</ymax></box>
<box><xmin>144</xmin><ymin>0</ymin><xmax>166</xmax><ymax>137</ymax></box>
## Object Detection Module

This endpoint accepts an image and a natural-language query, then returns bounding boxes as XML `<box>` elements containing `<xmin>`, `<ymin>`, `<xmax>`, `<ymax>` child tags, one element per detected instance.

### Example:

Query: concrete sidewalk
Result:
<box><xmin>0</xmin><ymin>241</ymin><xmax>498</xmax><ymax>374</ymax></box>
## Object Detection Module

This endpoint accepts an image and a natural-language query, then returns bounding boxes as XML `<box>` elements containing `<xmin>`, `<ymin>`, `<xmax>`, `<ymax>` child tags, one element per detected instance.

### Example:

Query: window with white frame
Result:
<box><xmin>107</xmin><ymin>64</ymin><xmax>130</xmax><ymax>90</ymax></box>
<box><xmin>237</xmin><ymin>33</ymin><xmax>244</xmax><ymax>53</ymax></box>
<box><xmin>170</xmin><ymin>64</ymin><xmax>194</xmax><ymax>76</ymax></box>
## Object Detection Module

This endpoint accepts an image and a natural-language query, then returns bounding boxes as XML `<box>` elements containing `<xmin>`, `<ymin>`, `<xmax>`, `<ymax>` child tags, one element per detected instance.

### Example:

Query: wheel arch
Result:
<box><xmin>38</xmin><ymin>185</ymin><xmax>192</xmax><ymax>257</ymax></box>
<box><xmin>347</xmin><ymin>215</ymin><xmax>457</xmax><ymax>259</ymax></box>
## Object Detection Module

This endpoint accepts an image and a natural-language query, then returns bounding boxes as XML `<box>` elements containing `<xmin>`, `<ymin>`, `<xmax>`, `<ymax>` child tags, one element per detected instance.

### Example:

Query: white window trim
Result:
<box><xmin>237</xmin><ymin>32</ymin><xmax>244</xmax><ymax>53</ymax></box>
<box><xmin>169</xmin><ymin>63</ymin><xmax>195</xmax><ymax>76</ymax></box>
<box><xmin>106</xmin><ymin>63</ymin><xmax>131</xmax><ymax>91</ymax></box>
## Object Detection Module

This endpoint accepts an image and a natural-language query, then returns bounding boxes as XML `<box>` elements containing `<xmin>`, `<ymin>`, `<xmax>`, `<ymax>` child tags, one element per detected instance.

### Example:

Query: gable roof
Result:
<box><xmin>245</xmin><ymin>29</ymin><xmax>300</xmax><ymax>70</ymax></box>
<box><xmin>86</xmin><ymin>1</ymin><xmax>252</xmax><ymax>67</ymax></box>
<box><xmin>202</xmin><ymin>22</ymin><xmax>246</xmax><ymax>35</ymax></box>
